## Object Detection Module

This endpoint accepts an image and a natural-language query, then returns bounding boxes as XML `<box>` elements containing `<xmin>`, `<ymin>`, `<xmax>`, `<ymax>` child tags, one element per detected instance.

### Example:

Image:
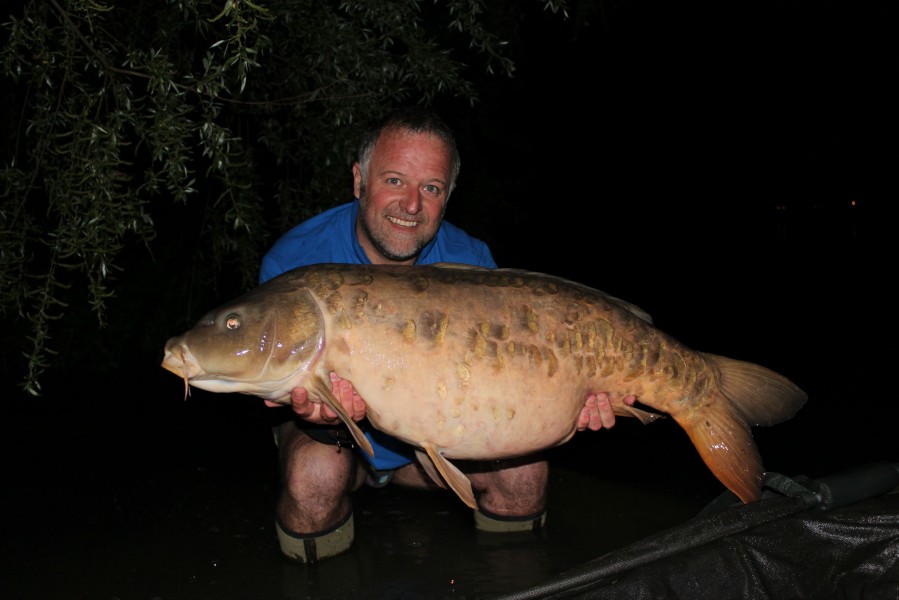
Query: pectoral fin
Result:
<box><xmin>310</xmin><ymin>375</ymin><xmax>374</xmax><ymax>458</ymax></box>
<box><xmin>420</xmin><ymin>442</ymin><xmax>477</xmax><ymax>509</ymax></box>
<box><xmin>414</xmin><ymin>449</ymin><xmax>448</xmax><ymax>490</ymax></box>
<box><xmin>615</xmin><ymin>404</ymin><xmax>666</xmax><ymax>425</ymax></box>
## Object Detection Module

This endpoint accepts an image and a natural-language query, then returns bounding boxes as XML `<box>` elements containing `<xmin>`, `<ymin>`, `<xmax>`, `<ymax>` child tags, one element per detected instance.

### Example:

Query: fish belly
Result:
<box><xmin>315</xmin><ymin>269</ymin><xmax>654</xmax><ymax>460</ymax></box>
<box><xmin>345</xmin><ymin>354</ymin><xmax>589</xmax><ymax>460</ymax></box>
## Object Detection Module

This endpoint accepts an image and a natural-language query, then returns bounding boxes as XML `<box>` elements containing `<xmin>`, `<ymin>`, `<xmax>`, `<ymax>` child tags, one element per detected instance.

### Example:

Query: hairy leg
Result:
<box><xmin>465</xmin><ymin>453</ymin><xmax>549</xmax><ymax>517</ymax></box>
<box><xmin>276</xmin><ymin>420</ymin><xmax>367</xmax><ymax>533</ymax></box>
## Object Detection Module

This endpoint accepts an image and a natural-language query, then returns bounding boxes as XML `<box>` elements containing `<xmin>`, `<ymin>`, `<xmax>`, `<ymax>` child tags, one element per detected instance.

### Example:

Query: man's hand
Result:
<box><xmin>577</xmin><ymin>392</ymin><xmax>636</xmax><ymax>431</ymax></box>
<box><xmin>266</xmin><ymin>373</ymin><xmax>366</xmax><ymax>425</ymax></box>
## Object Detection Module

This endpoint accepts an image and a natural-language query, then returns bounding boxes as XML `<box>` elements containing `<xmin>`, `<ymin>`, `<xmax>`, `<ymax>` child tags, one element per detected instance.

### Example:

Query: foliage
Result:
<box><xmin>1</xmin><ymin>0</ymin><xmax>567</xmax><ymax>394</ymax></box>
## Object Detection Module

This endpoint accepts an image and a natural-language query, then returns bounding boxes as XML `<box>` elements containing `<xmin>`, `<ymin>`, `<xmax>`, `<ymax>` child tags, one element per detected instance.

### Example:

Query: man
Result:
<box><xmin>260</xmin><ymin>107</ymin><xmax>632</xmax><ymax>563</ymax></box>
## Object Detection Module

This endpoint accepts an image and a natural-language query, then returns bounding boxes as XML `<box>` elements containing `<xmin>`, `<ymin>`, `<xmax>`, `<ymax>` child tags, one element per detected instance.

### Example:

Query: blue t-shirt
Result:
<box><xmin>260</xmin><ymin>199</ymin><xmax>497</xmax><ymax>470</ymax></box>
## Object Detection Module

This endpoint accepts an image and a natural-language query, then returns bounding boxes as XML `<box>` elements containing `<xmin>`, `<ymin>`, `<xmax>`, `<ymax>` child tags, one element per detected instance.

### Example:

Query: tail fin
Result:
<box><xmin>709</xmin><ymin>354</ymin><xmax>808</xmax><ymax>426</ymax></box>
<box><xmin>677</xmin><ymin>354</ymin><xmax>807</xmax><ymax>503</ymax></box>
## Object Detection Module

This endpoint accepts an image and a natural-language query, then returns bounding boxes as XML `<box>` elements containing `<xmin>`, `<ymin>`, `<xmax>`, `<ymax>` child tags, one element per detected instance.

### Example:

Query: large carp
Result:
<box><xmin>161</xmin><ymin>263</ymin><xmax>807</xmax><ymax>509</ymax></box>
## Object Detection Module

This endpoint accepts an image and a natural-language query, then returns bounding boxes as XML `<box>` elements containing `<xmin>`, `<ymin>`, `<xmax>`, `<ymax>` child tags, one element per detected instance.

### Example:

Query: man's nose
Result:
<box><xmin>398</xmin><ymin>189</ymin><xmax>422</xmax><ymax>214</ymax></box>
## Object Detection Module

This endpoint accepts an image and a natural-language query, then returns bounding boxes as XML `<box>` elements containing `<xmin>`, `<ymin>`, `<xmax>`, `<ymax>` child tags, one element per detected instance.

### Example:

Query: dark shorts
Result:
<box><xmin>277</xmin><ymin>421</ymin><xmax>396</xmax><ymax>488</ymax></box>
<box><xmin>303</xmin><ymin>423</ymin><xmax>357</xmax><ymax>449</ymax></box>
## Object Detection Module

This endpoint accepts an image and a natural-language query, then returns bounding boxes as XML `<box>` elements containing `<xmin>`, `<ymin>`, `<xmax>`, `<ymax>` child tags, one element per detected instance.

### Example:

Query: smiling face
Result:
<box><xmin>353</xmin><ymin>128</ymin><xmax>452</xmax><ymax>264</ymax></box>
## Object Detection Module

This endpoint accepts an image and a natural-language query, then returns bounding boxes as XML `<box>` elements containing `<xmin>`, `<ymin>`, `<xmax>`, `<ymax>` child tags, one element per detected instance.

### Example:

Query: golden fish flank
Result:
<box><xmin>160</xmin><ymin>262</ymin><xmax>808</xmax><ymax>509</ymax></box>
<box><xmin>410</xmin><ymin>310</ymin><xmax>449</xmax><ymax>346</ymax></box>
<box><xmin>402</xmin><ymin>319</ymin><xmax>416</xmax><ymax>342</ymax></box>
<box><xmin>471</xmin><ymin>325</ymin><xmax>488</xmax><ymax>358</ymax></box>
<box><xmin>338</xmin><ymin>307</ymin><xmax>352</xmax><ymax>330</ymax></box>
<box><xmin>352</xmin><ymin>291</ymin><xmax>368</xmax><ymax>319</ymax></box>
<box><xmin>455</xmin><ymin>363</ymin><xmax>471</xmax><ymax>387</ymax></box>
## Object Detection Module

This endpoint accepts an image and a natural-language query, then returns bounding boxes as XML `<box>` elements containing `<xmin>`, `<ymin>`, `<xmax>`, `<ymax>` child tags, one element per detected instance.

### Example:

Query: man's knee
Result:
<box><xmin>277</xmin><ymin>428</ymin><xmax>360</xmax><ymax>529</ymax></box>
<box><xmin>470</xmin><ymin>457</ymin><xmax>549</xmax><ymax>517</ymax></box>
<box><xmin>281</xmin><ymin>429</ymin><xmax>356</xmax><ymax>487</ymax></box>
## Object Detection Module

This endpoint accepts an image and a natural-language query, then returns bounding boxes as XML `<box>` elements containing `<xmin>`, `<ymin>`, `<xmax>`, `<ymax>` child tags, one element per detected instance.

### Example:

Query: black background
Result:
<box><xmin>3</xmin><ymin>2</ymin><xmax>895</xmax><ymax>598</ymax></box>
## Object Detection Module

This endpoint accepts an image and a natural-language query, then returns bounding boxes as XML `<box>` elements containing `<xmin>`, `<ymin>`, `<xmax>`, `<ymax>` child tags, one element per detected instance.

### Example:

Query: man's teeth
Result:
<box><xmin>388</xmin><ymin>216</ymin><xmax>418</xmax><ymax>227</ymax></box>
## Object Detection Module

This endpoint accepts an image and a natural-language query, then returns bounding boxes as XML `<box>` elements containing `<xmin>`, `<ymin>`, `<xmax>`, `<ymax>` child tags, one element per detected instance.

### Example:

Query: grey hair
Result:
<box><xmin>356</xmin><ymin>106</ymin><xmax>461</xmax><ymax>194</ymax></box>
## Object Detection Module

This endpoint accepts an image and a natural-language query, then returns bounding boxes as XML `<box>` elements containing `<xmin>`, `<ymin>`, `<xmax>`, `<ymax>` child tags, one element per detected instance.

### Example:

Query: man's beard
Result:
<box><xmin>359</xmin><ymin>213</ymin><xmax>423</xmax><ymax>262</ymax></box>
<box><xmin>358</xmin><ymin>190</ymin><xmax>427</xmax><ymax>262</ymax></box>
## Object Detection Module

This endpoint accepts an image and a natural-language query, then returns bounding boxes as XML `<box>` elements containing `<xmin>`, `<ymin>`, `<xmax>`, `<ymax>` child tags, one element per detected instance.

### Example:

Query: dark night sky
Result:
<box><xmin>444</xmin><ymin>1</ymin><xmax>894</xmax><ymax>273</ymax></box>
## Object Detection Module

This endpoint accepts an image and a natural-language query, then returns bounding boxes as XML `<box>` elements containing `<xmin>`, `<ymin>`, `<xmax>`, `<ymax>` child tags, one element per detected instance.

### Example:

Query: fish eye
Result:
<box><xmin>224</xmin><ymin>313</ymin><xmax>241</xmax><ymax>330</ymax></box>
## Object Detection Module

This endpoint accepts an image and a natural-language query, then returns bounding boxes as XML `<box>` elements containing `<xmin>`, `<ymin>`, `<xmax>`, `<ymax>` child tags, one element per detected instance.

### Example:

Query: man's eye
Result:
<box><xmin>424</xmin><ymin>185</ymin><xmax>440</xmax><ymax>194</ymax></box>
<box><xmin>387</xmin><ymin>177</ymin><xmax>401</xmax><ymax>185</ymax></box>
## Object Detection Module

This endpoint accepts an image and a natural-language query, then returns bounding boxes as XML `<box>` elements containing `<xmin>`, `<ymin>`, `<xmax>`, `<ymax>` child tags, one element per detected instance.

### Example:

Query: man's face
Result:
<box><xmin>353</xmin><ymin>129</ymin><xmax>451</xmax><ymax>264</ymax></box>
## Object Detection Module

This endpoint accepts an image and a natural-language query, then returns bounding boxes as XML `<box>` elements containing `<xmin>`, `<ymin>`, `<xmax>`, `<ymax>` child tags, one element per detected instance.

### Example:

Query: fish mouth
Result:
<box><xmin>161</xmin><ymin>344</ymin><xmax>201</xmax><ymax>401</ymax></box>
<box><xmin>161</xmin><ymin>344</ymin><xmax>203</xmax><ymax>380</ymax></box>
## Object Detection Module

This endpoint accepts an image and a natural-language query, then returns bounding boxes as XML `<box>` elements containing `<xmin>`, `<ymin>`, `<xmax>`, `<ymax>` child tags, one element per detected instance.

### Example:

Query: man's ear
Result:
<box><xmin>352</xmin><ymin>162</ymin><xmax>363</xmax><ymax>198</ymax></box>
